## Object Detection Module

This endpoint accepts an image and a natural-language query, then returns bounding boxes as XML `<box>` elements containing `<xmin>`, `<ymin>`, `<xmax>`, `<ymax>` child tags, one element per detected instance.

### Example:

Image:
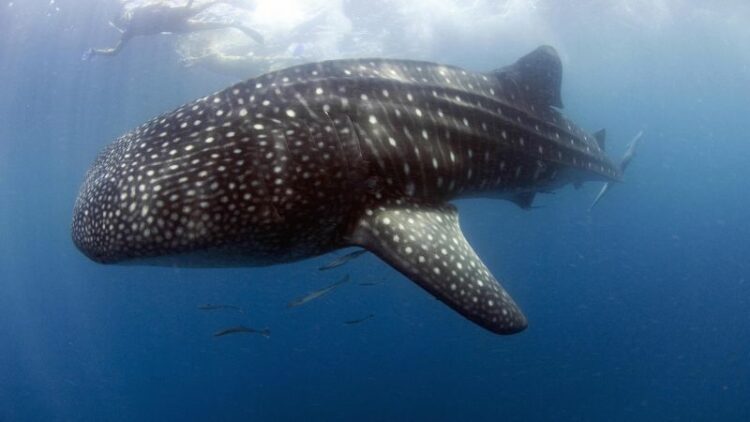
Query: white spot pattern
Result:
<box><xmin>72</xmin><ymin>52</ymin><xmax>618</xmax><ymax>334</ymax></box>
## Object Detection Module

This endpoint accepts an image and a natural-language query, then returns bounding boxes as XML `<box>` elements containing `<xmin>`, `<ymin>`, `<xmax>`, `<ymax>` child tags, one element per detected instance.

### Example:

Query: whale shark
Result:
<box><xmin>72</xmin><ymin>46</ymin><xmax>635</xmax><ymax>334</ymax></box>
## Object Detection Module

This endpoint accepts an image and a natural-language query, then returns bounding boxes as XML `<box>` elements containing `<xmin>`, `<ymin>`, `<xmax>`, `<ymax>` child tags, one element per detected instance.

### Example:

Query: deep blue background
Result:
<box><xmin>1</xmin><ymin>1</ymin><xmax>748</xmax><ymax>420</ymax></box>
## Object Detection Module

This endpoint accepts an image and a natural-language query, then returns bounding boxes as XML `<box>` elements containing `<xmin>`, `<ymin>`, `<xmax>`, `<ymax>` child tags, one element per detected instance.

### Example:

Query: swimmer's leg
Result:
<box><xmin>231</xmin><ymin>23</ymin><xmax>264</xmax><ymax>44</ymax></box>
<box><xmin>185</xmin><ymin>0</ymin><xmax>224</xmax><ymax>14</ymax></box>
<box><xmin>83</xmin><ymin>38</ymin><xmax>126</xmax><ymax>59</ymax></box>
<box><xmin>180</xmin><ymin>55</ymin><xmax>198</xmax><ymax>67</ymax></box>
<box><xmin>184</xmin><ymin>20</ymin><xmax>264</xmax><ymax>44</ymax></box>
<box><xmin>108</xmin><ymin>20</ymin><xmax>125</xmax><ymax>34</ymax></box>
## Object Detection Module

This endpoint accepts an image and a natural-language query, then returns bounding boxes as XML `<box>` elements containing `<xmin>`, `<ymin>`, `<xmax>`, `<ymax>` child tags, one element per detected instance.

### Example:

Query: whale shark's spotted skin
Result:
<box><xmin>73</xmin><ymin>46</ymin><xmax>620</xmax><ymax>334</ymax></box>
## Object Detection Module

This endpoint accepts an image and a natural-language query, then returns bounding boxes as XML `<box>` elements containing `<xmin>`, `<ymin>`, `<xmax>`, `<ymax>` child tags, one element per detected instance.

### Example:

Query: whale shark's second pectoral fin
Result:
<box><xmin>348</xmin><ymin>202</ymin><xmax>527</xmax><ymax>335</ymax></box>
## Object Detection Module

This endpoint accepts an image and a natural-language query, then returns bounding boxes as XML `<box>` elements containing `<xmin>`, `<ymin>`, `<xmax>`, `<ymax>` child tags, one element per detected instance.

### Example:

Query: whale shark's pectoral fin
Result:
<box><xmin>348</xmin><ymin>203</ymin><xmax>527</xmax><ymax>334</ymax></box>
<box><xmin>510</xmin><ymin>192</ymin><xmax>536</xmax><ymax>210</ymax></box>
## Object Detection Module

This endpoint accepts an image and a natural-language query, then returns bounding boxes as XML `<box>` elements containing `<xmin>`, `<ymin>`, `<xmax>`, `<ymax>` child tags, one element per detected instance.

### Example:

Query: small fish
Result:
<box><xmin>197</xmin><ymin>304</ymin><xmax>244</xmax><ymax>313</ymax></box>
<box><xmin>344</xmin><ymin>314</ymin><xmax>375</xmax><ymax>325</ymax></box>
<box><xmin>318</xmin><ymin>249</ymin><xmax>367</xmax><ymax>271</ymax></box>
<box><xmin>287</xmin><ymin>275</ymin><xmax>351</xmax><ymax>308</ymax></box>
<box><xmin>213</xmin><ymin>326</ymin><xmax>270</xmax><ymax>338</ymax></box>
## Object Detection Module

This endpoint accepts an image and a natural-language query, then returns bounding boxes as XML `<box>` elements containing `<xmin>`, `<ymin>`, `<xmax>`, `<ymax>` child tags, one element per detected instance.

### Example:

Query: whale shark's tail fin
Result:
<box><xmin>349</xmin><ymin>202</ymin><xmax>528</xmax><ymax>335</ymax></box>
<box><xmin>589</xmin><ymin>130</ymin><xmax>644</xmax><ymax>211</ymax></box>
<box><xmin>618</xmin><ymin>130</ymin><xmax>643</xmax><ymax>173</ymax></box>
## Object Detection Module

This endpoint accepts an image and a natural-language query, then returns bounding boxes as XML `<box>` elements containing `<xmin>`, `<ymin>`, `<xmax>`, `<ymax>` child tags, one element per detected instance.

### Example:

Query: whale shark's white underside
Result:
<box><xmin>72</xmin><ymin>46</ymin><xmax>624</xmax><ymax>334</ymax></box>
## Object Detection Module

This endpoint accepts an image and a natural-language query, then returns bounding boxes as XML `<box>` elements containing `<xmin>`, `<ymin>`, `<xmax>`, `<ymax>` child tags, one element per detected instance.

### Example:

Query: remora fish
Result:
<box><xmin>197</xmin><ymin>304</ymin><xmax>244</xmax><ymax>312</ymax></box>
<box><xmin>318</xmin><ymin>249</ymin><xmax>367</xmax><ymax>271</ymax></box>
<box><xmin>287</xmin><ymin>275</ymin><xmax>350</xmax><ymax>308</ymax></box>
<box><xmin>213</xmin><ymin>326</ymin><xmax>270</xmax><ymax>338</ymax></box>
<box><xmin>72</xmin><ymin>46</ymin><xmax>638</xmax><ymax>334</ymax></box>
<box><xmin>344</xmin><ymin>314</ymin><xmax>375</xmax><ymax>325</ymax></box>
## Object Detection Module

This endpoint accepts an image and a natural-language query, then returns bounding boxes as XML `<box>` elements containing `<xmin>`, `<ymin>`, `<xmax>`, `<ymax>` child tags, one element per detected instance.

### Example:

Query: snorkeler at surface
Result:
<box><xmin>180</xmin><ymin>49</ymin><xmax>271</xmax><ymax>78</ymax></box>
<box><xmin>176</xmin><ymin>6</ymin><xmax>338</xmax><ymax>80</ymax></box>
<box><xmin>83</xmin><ymin>0</ymin><xmax>263</xmax><ymax>59</ymax></box>
<box><xmin>179</xmin><ymin>43</ymin><xmax>311</xmax><ymax>79</ymax></box>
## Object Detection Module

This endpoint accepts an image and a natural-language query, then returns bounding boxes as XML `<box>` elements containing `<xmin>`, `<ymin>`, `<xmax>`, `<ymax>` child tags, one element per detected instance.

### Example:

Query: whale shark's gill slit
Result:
<box><xmin>344</xmin><ymin>114</ymin><xmax>368</xmax><ymax>172</ymax></box>
<box><xmin>349</xmin><ymin>202</ymin><xmax>527</xmax><ymax>334</ymax></box>
<box><xmin>323</xmin><ymin>111</ymin><xmax>354</xmax><ymax>183</ymax></box>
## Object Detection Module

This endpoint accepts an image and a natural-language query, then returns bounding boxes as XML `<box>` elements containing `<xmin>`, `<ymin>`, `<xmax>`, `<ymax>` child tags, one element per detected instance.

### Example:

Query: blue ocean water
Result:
<box><xmin>1</xmin><ymin>1</ymin><xmax>749</xmax><ymax>420</ymax></box>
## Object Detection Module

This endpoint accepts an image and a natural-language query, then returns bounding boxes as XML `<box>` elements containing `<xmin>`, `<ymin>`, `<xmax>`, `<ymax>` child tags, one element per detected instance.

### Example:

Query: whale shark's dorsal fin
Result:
<box><xmin>514</xmin><ymin>45</ymin><xmax>563</xmax><ymax>108</ymax></box>
<box><xmin>348</xmin><ymin>202</ymin><xmax>528</xmax><ymax>334</ymax></box>
<box><xmin>493</xmin><ymin>45</ymin><xmax>563</xmax><ymax>109</ymax></box>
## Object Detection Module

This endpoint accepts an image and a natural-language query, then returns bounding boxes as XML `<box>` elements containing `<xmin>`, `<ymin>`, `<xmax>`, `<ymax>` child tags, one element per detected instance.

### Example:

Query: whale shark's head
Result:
<box><xmin>72</xmin><ymin>78</ymin><xmax>343</xmax><ymax>268</ymax></box>
<box><xmin>70</xmin><ymin>114</ymin><xmax>265</xmax><ymax>266</ymax></box>
<box><xmin>72</xmin><ymin>134</ymin><xmax>155</xmax><ymax>264</ymax></box>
